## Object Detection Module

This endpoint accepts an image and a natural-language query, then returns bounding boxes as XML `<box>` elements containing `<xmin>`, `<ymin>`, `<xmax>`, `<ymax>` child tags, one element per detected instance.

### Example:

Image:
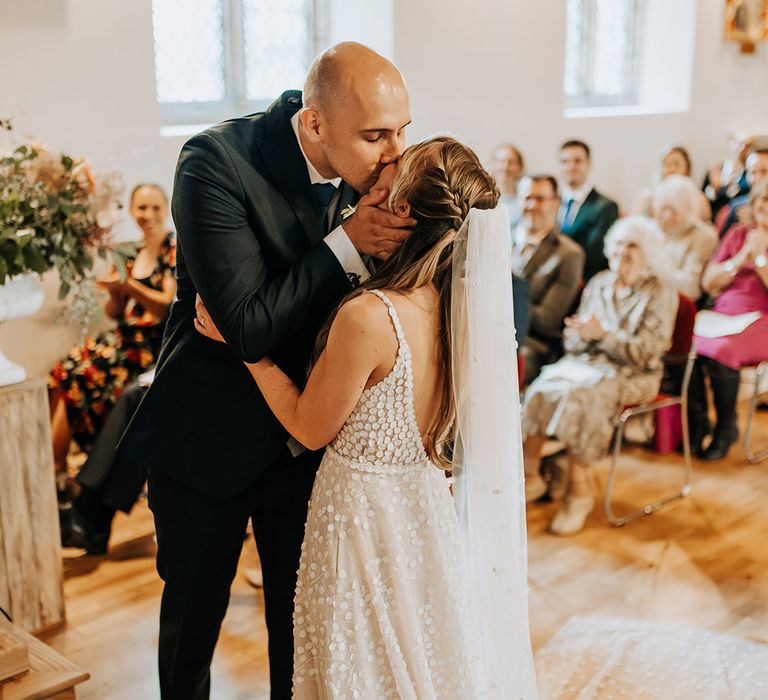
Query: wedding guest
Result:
<box><xmin>631</xmin><ymin>145</ymin><xmax>712</xmax><ymax>221</ymax></box>
<box><xmin>703</xmin><ymin>130</ymin><xmax>754</xmax><ymax>219</ymax></box>
<box><xmin>490</xmin><ymin>143</ymin><xmax>525</xmax><ymax>228</ymax></box>
<box><xmin>49</xmin><ymin>184</ymin><xmax>175</xmax><ymax>500</ymax></box>
<box><xmin>558</xmin><ymin>139</ymin><xmax>619</xmax><ymax>281</ymax></box>
<box><xmin>513</xmin><ymin>175</ymin><xmax>584</xmax><ymax>384</ymax></box>
<box><xmin>651</xmin><ymin>175</ymin><xmax>718</xmax><ymax>302</ymax></box>
<box><xmin>59</xmin><ymin>380</ymin><xmax>149</xmax><ymax>553</ymax></box>
<box><xmin>717</xmin><ymin>149</ymin><xmax>768</xmax><ymax>237</ymax></box>
<box><xmin>689</xmin><ymin>180</ymin><xmax>768</xmax><ymax>460</ymax></box>
<box><xmin>522</xmin><ymin>217</ymin><xmax>677</xmax><ymax>535</ymax></box>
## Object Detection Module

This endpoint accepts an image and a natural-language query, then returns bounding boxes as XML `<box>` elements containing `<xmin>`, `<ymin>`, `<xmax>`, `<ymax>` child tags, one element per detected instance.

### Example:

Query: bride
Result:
<box><xmin>197</xmin><ymin>136</ymin><xmax>538</xmax><ymax>698</ymax></box>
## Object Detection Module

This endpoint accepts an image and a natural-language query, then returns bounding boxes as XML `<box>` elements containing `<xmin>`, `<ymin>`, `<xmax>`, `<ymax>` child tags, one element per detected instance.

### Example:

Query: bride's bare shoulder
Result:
<box><xmin>330</xmin><ymin>291</ymin><xmax>396</xmax><ymax>344</ymax></box>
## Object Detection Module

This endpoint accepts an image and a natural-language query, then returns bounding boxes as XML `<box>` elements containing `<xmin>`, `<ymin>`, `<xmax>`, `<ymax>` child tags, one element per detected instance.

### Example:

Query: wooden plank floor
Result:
<box><xmin>43</xmin><ymin>408</ymin><xmax>768</xmax><ymax>699</ymax></box>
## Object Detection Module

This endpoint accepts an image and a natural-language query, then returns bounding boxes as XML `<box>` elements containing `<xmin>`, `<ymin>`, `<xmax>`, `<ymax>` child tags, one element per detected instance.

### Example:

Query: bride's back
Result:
<box><xmin>360</xmin><ymin>286</ymin><xmax>443</xmax><ymax>445</ymax></box>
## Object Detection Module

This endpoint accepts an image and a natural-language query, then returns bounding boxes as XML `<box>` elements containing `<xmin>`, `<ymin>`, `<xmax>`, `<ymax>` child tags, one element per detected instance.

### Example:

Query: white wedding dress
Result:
<box><xmin>292</xmin><ymin>290</ymin><xmax>476</xmax><ymax>699</ymax></box>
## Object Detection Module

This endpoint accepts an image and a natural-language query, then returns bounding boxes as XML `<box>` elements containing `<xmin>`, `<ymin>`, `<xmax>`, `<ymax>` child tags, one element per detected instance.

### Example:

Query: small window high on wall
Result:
<box><xmin>152</xmin><ymin>0</ymin><xmax>324</xmax><ymax>126</ymax></box>
<box><xmin>564</xmin><ymin>0</ymin><xmax>643</xmax><ymax>109</ymax></box>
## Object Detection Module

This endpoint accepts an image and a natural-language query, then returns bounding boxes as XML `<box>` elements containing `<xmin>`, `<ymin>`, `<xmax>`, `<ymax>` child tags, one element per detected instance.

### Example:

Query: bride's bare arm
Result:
<box><xmin>247</xmin><ymin>295</ymin><xmax>393</xmax><ymax>449</ymax></box>
<box><xmin>195</xmin><ymin>292</ymin><xmax>394</xmax><ymax>448</ymax></box>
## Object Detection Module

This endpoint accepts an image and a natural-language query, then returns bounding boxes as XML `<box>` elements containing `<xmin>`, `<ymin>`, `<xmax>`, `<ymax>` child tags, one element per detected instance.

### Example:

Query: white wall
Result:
<box><xmin>2</xmin><ymin>0</ymin><xmax>767</xmax><ymax>378</ymax></box>
<box><xmin>394</xmin><ymin>0</ymin><xmax>768</xmax><ymax>205</ymax></box>
<box><xmin>0</xmin><ymin>0</ymin><xmax>181</xmax><ymax>378</ymax></box>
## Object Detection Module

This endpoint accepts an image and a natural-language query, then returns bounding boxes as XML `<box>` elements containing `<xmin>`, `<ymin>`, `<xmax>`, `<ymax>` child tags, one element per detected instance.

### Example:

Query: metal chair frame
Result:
<box><xmin>604</xmin><ymin>350</ymin><xmax>696</xmax><ymax>527</ymax></box>
<box><xmin>743</xmin><ymin>360</ymin><xmax>768</xmax><ymax>464</ymax></box>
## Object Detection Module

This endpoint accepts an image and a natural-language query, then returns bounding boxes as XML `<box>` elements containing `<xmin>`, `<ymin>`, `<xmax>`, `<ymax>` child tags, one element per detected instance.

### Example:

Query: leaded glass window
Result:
<box><xmin>565</xmin><ymin>0</ymin><xmax>642</xmax><ymax>108</ymax></box>
<box><xmin>152</xmin><ymin>0</ymin><xmax>320</xmax><ymax>125</ymax></box>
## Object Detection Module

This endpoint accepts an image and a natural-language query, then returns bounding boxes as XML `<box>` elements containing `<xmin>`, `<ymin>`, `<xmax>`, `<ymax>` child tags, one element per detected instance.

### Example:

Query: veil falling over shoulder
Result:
<box><xmin>450</xmin><ymin>206</ymin><xmax>539</xmax><ymax>699</ymax></box>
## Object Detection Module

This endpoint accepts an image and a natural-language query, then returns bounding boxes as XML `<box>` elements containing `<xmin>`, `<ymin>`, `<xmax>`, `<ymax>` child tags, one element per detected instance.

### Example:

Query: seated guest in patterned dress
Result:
<box><xmin>522</xmin><ymin>217</ymin><xmax>678</xmax><ymax>535</ymax></box>
<box><xmin>49</xmin><ymin>184</ymin><xmax>176</xmax><ymax>499</ymax></box>
<box><xmin>688</xmin><ymin>181</ymin><xmax>768</xmax><ymax>460</ymax></box>
<box><xmin>650</xmin><ymin>175</ymin><xmax>718</xmax><ymax>302</ymax></box>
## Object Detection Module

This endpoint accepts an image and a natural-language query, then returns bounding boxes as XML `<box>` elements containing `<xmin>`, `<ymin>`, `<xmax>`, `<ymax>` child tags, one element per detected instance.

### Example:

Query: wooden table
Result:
<box><xmin>0</xmin><ymin>379</ymin><xmax>65</xmax><ymax>634</ymax></box>
<box><xmin>0</xmin><ymin>618</ymin><xmax>88</xmax><ymax>699</ymax></box>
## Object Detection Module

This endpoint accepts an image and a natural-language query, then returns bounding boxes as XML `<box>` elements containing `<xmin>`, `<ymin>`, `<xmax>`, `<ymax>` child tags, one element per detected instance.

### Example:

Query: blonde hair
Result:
<box><xmin>315</xmin><ymin>136</ymin><xmax>500</xmax><ymax>467</ymax></box>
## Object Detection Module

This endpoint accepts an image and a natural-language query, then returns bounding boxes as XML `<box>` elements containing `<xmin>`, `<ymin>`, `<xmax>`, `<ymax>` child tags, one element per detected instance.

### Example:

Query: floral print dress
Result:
<box><xmin>49</xmin><ymin>233</ymin><xmax>175</xmax><ymax>451</ymax></box>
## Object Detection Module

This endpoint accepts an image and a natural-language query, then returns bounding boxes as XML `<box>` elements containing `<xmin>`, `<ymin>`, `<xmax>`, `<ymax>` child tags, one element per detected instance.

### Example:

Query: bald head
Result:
<box><xmin>297</xmin><ymin>42</ymin><xmax>410</xmax><ymax>194</ymax></box>
<box><xmin>304</xmin><ymin>42</ymin><xmax>406</xmax><ymax>115</ymax></box>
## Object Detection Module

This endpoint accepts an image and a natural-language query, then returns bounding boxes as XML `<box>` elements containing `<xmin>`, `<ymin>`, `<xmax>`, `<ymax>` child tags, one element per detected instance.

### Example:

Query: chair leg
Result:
<box><xmin>605</xmin><ymin>403</ymin><xmax>693</xmax><ymax>527</ymax></box>
<box><xmin>604</xmin><ymin>353</ymin><xmax>695</xmax><ymax>526</ymax></box>
<box><xmin>744</xmin><ymin>361</ymin><xmax>768</xmax><ymax>464</ymax></box>
<box><xmin>604</xmin><ymin>411</ymin><xmax>629</xmax><ymax>526</ymax></box>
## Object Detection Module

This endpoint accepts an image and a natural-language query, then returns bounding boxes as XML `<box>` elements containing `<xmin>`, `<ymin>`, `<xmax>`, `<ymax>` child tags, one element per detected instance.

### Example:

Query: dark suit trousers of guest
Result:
<box><xmin>148</xmin><ymin>446</ymin><xmax>319</xmax><ymax>700</ymax></box>
<box><xmin>76</xmin><ymin>382</ymin><xmax>148</xmax><ymax>513</ymax></box>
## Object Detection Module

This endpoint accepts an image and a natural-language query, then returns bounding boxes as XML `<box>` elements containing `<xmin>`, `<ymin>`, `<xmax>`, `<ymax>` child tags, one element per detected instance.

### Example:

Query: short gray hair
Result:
<box><xmin>603</xmin><ymin>215</ymin><xmax>664</xmax><ymax>272</ymax></box>
<box><xmin>652</xmin><ymin>174</ymin><xmax>700</xmax><ymax>220</ymax></box>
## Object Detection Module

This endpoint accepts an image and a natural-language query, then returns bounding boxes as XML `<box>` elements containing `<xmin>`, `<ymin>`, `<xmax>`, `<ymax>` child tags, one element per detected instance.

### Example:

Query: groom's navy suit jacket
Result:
<box><xmin>119</xmin><ymin>91</ymin><xmax>356</xmax><ymax>498</ymax></box>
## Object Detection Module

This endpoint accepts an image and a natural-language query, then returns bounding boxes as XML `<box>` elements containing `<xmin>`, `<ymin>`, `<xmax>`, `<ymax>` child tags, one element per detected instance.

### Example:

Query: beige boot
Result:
<box><xmin>549</xmin><ymin>494</ymin><xmax>594</xmax><ymax>536</ymax></box>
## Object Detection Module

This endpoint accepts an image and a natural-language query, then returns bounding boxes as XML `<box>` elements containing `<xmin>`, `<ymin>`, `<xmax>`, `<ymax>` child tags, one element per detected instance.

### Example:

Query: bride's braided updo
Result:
<box><xmin>315</xmin><ymin>136</ymin><xmax>499</xmax><ymax>467</ymax></box>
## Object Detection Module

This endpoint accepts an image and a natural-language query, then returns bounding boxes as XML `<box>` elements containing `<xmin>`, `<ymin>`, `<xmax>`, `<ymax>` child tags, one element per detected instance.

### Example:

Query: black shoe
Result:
<box><xmin>700</xmin><ymin>425</ymin><xmax>739</xmax><ymax>461</ymax></box>
<box><xmin>59</xmin><ymin>503</ymin><xmax>110</xmax><ymax>555</ymax></box>
<box><xmin>684</xmin><ymin>417</ymin><xmax>712</xmax><ymax>457</ymax></box>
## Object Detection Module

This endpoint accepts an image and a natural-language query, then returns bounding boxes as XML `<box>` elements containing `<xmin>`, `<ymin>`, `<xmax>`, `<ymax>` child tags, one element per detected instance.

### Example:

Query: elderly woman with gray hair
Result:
<box><xmin>651</xmin><ymin>174</ymin><xmax>718</xmax><ymax>301</ymax></box>
<box><xmin>522</xmin><ymin>217</ymin><xmax>678</xmax><ymax>535</ymax></box>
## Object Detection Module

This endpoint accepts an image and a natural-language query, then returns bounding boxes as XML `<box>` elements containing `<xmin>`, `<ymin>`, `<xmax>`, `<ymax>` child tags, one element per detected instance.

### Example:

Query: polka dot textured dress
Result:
<box><xmin>292</xmin><ymin>290</ymin><xmax>475</xmax><ymax>699</ymax></box>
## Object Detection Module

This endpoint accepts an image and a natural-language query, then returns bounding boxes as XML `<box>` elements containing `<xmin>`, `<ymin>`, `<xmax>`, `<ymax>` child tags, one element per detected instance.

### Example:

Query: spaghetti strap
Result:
<box><xmin>366</xmin><ymin>289</ymin><xmax>407</xmax><ymax>348</ymax></box>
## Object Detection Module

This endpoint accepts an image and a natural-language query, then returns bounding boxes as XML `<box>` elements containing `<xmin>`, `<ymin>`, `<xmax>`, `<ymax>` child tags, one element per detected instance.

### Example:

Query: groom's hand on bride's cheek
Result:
<box><xmin>194</xmin><ymin>293</ymin><xmax>225</xmax><ymax>343</ymax></box>
<box><xmin>344</xmin><ymin>188</ymin><xmax>416</xmax><ymax>261</ymax></box>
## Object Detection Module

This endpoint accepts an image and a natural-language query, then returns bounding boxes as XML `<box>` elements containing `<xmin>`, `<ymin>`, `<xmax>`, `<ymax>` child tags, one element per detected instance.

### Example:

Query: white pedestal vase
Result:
<box><xmin>0</xmin><ymin>274</ymin><xmax>45</xmax><ymax>386</ymax></box>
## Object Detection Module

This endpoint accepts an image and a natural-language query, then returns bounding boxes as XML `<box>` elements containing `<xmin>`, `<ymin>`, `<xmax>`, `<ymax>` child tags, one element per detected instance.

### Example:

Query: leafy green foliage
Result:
<box><xmin>0</xmin><ymin>121</ymin><xmax>124</xmax><ymax>330</ymax></box>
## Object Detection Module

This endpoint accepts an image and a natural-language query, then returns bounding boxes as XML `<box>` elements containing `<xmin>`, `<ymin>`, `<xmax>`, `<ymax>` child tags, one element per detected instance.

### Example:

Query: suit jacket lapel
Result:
<box><xmin>522</xmin><ymin>229</ymin><xmax>558</xmax><ymax>278</ymax></box>
<box><xmin>571</xmin><ymin>188</ymin><xmax>597</xmax><ymax>231</ymax></box>
<box><xmin>260</xmin><ymin>91</ymin><xmax>325</xmax><ymax>245</ymax></box>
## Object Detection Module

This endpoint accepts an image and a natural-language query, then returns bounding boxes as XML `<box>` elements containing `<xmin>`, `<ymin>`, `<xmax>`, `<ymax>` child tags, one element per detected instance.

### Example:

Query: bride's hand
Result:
<box><xmin>194</xmin><ymin>293</ymin><xmax>225</xmax><ymax>342</ymax></box>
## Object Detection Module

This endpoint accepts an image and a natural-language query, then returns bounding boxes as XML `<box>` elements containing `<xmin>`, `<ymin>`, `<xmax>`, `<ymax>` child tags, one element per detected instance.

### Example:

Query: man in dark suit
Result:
<box><xmin>513</xmin><ymin>175</ymin><xmax>585</xmax><ymax>384</ymax></box>
<box><xmin>717</xmin><ymin>149</ymin><xmax>768</xmax><ymax>236</ymax></box>
<box><xmin>558</xmin><ymin>140</ymin><xmax>619</xmax><ymax>281</ymax></box>
<box><xmin>119</xmin><ymin>43</ymin><xmax>412</xmax><ymax>699</ymax></box>
<box><xmin>703</xmin><ymin>131</ymin><xmax>755</xmax><ymax>221</ymax></box>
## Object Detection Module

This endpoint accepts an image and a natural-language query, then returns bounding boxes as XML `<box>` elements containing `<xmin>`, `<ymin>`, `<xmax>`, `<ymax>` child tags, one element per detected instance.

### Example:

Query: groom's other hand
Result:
<box><xmin>194</xmin><ymin>293</ymin><xmax>225</xmax><ymax>343</ymax></box>
<box><xmin>344</xmin><ymin>187</ymin><xmax>415</xmax><ymax>261</ymax></box>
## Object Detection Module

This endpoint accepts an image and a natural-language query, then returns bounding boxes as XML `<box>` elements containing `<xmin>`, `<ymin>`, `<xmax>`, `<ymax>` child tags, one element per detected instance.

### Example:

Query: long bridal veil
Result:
<box><xmin>451</xmin><ymin>206</ymin><xmax>539</xmax><ymax>699</ymax></box>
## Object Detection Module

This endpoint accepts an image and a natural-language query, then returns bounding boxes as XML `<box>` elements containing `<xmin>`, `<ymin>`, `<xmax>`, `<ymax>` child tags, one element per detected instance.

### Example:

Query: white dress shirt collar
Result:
<box><xmin>290</xmin><ymin>111</ymin><xmax>342</xmax><ymax>188</ymax></box>
<box><xmin>562</xmin><ymin>181</ymin><xmax>593</xmax><ymax>204</ymax></box>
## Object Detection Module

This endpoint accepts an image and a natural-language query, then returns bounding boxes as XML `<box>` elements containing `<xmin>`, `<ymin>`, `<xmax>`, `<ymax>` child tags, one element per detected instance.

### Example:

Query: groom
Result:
<box><xmin>119</xmin><ymin>42</ymin><xmax>412</xmax><ymax>699</ymax></box>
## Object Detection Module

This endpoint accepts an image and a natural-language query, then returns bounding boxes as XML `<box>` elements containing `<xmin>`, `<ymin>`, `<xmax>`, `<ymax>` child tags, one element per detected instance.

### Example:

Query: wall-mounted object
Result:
<box><xmin>725</xmin><ymin>0</ymin><xmax>768</xmax><ymax>53</ymax></box>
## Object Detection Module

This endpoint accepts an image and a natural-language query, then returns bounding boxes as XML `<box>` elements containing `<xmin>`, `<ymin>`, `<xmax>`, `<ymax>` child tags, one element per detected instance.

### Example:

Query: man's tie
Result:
<box><xmin>561</xmin><ymin>198</ymin><xmax>575</xmax><ymax>233</ymax></box>
<box><xmin>312</xmin><ymin>183</ymin><xmax>337</xmax><ymax>233</ymax></box>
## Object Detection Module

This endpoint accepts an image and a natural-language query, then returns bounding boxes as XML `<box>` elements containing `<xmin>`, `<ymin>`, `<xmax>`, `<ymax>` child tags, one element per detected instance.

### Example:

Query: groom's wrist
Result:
<box><xmin>324</xmin><ymin>225</ymin><xmax>370</xmax><ymax>284</ymax></box>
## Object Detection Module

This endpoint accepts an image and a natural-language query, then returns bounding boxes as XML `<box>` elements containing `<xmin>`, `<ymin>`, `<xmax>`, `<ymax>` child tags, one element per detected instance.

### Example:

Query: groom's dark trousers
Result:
<box><xmin>119</xmin><ymin>91</ymin><xmax>357</xmax><ymax>699</ymax></box>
